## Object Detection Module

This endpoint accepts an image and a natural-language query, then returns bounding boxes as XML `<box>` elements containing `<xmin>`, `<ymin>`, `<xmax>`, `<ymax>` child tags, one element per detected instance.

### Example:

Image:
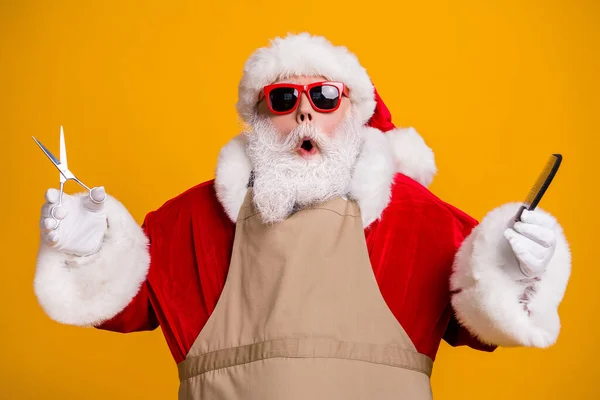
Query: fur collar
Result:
<box><xmin>214</xmin><ymin>126</ymin><xmax>436</xmax><ymax>227</ymax></box>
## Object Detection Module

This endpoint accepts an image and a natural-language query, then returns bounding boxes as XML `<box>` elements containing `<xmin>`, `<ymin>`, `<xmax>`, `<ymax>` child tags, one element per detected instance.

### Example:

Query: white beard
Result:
<box><xmin>245</xmin><ymin>111</ymin><xmax>364</xmax><ymax>224</ymax></box>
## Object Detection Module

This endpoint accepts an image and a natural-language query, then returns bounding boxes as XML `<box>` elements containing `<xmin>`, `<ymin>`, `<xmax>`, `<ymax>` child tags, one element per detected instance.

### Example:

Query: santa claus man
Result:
<box><xmin>34</xmin><ymin>33</ymin><xmax>571</xmax><ymax>399</ymax></box>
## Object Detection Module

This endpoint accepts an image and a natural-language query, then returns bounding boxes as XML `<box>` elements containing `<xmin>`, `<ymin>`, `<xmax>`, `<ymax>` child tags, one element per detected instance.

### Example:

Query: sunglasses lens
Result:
<box><xmin>309</xmin><ymin>85</ymin><xmax>340</xmax><ymax>110</ymax></box>
<box><xmin>269</xmin><ymin>87</ymin><xmax>299</xmax><ymax>112</ymax></box>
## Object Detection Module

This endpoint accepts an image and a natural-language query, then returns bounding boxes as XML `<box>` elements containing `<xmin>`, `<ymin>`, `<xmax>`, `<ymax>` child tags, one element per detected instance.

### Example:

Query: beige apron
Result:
<box><xmin>177</xmin><ymin>190</ymin><xmax>434</xmax><ymax>399</ymax></box>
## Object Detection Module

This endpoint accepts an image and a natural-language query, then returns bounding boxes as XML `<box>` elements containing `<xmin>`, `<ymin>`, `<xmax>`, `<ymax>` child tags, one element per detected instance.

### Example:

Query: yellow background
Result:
<box><xmin>1</xmin><ymin>0</ymin><xmax>598</xmax><ymax>398</ymax></box>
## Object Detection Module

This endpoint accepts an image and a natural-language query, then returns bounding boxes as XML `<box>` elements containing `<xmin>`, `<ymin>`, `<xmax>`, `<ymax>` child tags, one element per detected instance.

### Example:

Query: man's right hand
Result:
<box><xmin>39</xmin><ymin>187</ymin><xmax>108</xmax><ymax>257</ymax></box>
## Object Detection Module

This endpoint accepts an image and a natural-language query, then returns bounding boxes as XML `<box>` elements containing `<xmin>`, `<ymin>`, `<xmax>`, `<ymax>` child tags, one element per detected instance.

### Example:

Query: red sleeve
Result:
<box><xmin>443</xmin><ymin>313</ymin><xmax>496</xmax><ymax>352</ymax></box>
<box><xmin>442</xmin><ymin>203</ymin><xmax>496</xmax><ymax>353</ymax></box>
<box><xmin>94</xmin><ymin>213</ymin><xmax>159</xmax><ymax>333</ymax></box>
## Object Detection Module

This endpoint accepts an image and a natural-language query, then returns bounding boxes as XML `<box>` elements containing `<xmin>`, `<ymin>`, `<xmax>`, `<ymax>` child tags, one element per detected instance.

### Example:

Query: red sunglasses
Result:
<box><xmin>260</xmin><ymin>81</ymin><xmax>349</xmax><ymax>115</ymax></box>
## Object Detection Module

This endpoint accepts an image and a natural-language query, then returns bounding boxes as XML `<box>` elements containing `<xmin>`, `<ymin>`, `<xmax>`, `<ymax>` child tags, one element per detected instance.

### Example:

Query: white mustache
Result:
<box><xmin>277</xmin><ymin>124</ymin><xmax>332</xmax><ymax>155</ymax></box>
<box><xmin>247</xmin><ymin>113</ymin><xmax>347</xmax><ymax>157</ymax></box>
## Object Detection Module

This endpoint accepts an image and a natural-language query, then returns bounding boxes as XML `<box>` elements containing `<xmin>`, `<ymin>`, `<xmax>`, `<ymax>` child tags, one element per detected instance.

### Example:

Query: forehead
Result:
<box><xmin>272</xmin><ymin>75</ymin><xmax>329</xmax><ymax>85</ymax></box>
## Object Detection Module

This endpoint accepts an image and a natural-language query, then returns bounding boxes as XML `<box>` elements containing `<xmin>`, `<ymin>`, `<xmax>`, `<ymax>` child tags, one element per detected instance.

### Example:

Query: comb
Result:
<box><xmin>515</xmin><ymin>154</ymin><xmax>563</xmax><ymax>222</ymax></box>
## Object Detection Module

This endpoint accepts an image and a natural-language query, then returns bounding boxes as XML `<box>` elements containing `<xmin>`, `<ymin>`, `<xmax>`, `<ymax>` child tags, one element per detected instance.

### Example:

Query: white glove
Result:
<box><xmin>503</xmin><ymin>209</ymin><xmax>557</xmax><ymax>277</ymax></box>
<box><xmin>39</xmin><ymin>187</ymin><xmax>108</xmax><ymax>257</ymax></box>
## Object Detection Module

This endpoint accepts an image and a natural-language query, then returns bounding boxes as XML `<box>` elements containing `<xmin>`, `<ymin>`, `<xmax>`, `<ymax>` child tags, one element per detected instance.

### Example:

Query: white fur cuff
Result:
<box><xmin>34</xmin><ymin>195</ymin><xmax>150</xmax><ymax>327</ymax></box>
<box><xmin>450</xmin><ymin>203</ymin><xmax>571</xmax><ymax>347</ymax></box>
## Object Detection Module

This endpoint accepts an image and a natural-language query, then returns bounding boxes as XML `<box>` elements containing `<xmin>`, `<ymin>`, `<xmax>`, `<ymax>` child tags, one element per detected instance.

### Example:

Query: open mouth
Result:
<box><xmin>297</xmin><ymin>138</ymin><xmax>319</xmax><ymax>158</ymax></box>
<box><xmin>301</xmin><ymin>140</ymin><xmax>314</xmax><ymax>152</ymax></box>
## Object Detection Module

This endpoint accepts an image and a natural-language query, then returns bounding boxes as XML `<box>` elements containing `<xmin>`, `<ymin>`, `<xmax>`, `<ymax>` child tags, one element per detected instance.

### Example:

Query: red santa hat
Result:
<box><xmin>236</xmin><ymin>33</ymin><xmax>395</xmax><ymax>128</ymax></box>
<box><xmin>235</xmin><ymin>33</ymin><xmax>437</xmax><ymax>187</ymax></box>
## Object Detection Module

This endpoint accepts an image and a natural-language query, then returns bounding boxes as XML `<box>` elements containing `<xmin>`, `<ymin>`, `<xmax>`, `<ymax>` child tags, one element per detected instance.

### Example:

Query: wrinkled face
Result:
<box><xmin>245</xmin><ymin>75</ymin><xmax>364</xmax><ymax>224</ymax></box>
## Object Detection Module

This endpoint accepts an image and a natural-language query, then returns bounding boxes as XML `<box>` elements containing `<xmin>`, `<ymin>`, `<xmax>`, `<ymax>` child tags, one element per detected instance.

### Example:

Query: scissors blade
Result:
<box><xmin>59</xmin><ymin>126</ymin><xmax>67</xmax><ymax>183</ymax></box>
<box><xmin>60</xmin><ymin>126</ymin><xmax>68</xmax><ymax>168</ymax></box>
<box><xmin>32</xmin><ymin>135</ymin><xmax>70</xmax><ymax>182</ymax></box>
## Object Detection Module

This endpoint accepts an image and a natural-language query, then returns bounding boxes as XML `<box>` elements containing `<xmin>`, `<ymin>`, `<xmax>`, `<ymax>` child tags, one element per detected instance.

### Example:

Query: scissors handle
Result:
<box><xmin>49</xmin><ymin>182</ymin><xmax>66</xmax><ymax>229</ymax></box>
<box><xmin>49</xmin><ymin>182</ymin><xmax>105</xmax><ymax>230</ymax></box>
<box><xmin>71</xmin><ymin>176</ymin><xmax>106</xmax><ymax>205</ymax></box>
<box><xmin>88</xmin><ymin>186</ymin><xmax>106</xmax><ymax>205</ymax></box>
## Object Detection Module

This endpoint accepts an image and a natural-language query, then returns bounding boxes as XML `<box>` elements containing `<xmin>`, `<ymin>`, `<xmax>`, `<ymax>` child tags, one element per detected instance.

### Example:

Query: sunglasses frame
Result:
<box><xmin>260</xmin><ymin>81</ymin><xmax>349</xmax><ymax>115</ymax></box>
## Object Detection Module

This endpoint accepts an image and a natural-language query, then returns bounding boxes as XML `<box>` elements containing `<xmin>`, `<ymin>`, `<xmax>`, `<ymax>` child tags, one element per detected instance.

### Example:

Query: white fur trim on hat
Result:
<box><xmin>236</xmin><ymin>33</ymin><xmax>376</xmax><ymax>126</ymax></box>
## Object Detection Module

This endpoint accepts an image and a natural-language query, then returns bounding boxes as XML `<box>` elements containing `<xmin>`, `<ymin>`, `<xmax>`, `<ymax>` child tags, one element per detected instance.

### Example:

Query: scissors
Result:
<box><xmin>32</xmin><ymin>126</ymin><xmax>105</xmax><ymax>228</ymax></box>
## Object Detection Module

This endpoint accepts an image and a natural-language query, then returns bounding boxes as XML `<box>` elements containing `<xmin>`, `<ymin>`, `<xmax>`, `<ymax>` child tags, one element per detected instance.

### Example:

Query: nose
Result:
<box><xmin>295</xmin><ymin>93</ymin><xmax>314</xmax><ymax>124</ymax></box>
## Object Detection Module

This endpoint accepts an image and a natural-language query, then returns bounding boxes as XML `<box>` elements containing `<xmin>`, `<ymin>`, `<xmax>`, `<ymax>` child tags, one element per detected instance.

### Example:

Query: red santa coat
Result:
<box><xmin>97</xmin><ymin>173</ymin><xmax>494</xmax><ymax>363</ymax></box>
<box><xmin>33</xmin><ymin>126</ymin><xmax>571</xmax><ymax>369</ymax></box>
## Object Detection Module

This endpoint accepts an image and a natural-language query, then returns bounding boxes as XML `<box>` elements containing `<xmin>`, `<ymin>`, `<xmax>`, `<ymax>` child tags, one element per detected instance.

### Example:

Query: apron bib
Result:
<box><xmin>177</xmin><ymin>190</ymin><xmax>433</xmax><ymax>399</ymax></box>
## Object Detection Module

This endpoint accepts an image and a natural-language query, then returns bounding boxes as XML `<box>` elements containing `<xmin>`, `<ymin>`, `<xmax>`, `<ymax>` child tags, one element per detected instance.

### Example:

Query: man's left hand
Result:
<box><xmin>504</xmin><ymin>209</ymin><xmax>558</xmax><ymax>277</ymax></box>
